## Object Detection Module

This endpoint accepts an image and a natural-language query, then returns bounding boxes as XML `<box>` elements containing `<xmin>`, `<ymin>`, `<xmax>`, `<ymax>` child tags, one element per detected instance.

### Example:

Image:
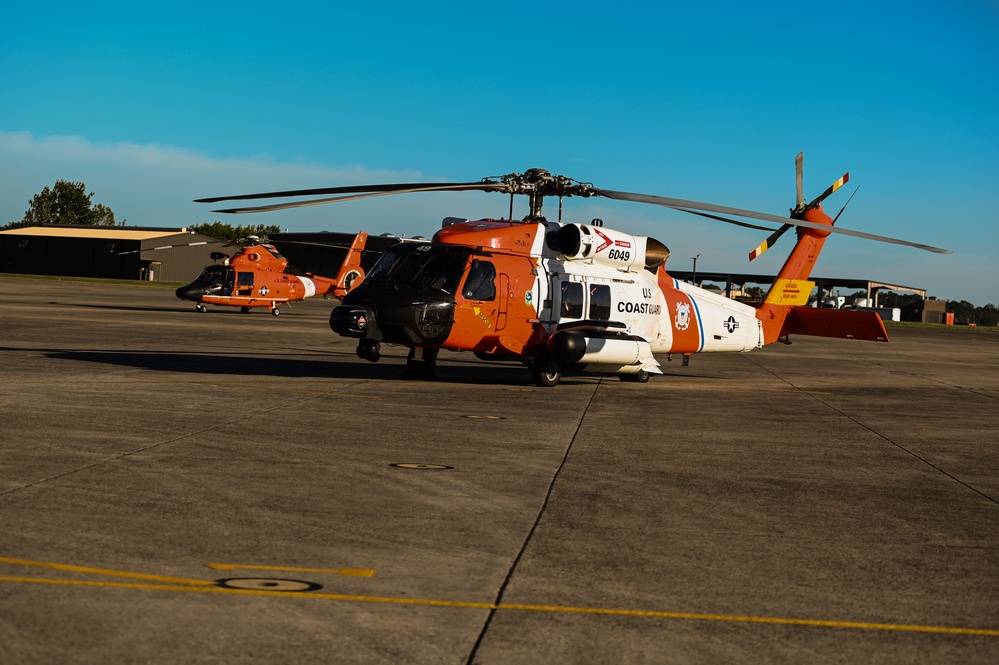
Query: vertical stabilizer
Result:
<box><xmin>757</xmin><ymin>208</ymin><xmax>833</xmax><ymax>344</ymax></box>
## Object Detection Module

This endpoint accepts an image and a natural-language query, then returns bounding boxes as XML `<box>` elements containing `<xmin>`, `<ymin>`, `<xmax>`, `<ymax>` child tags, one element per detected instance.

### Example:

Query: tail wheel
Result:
<box><xmin>531</xmin><ymin>354</ymin><xmax>561</xmax><ymax>387</ymax></box>
<box><xmin>619</xmin><ymin>370</ymin><xmax>650</xmax><ymax>383</ymax></box>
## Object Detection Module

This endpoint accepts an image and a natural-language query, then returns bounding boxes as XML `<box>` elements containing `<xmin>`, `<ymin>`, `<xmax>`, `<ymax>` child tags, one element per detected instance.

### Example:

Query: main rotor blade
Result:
<box><xmin>118</xmin><ymin>239</ymin><xmax>220</xmax><ymax>255</ymax></box>
<box><xmin>593</xmin><ymin>188</ymin><xmax>952</xmax><ymax>254</ymax></box>
<box><xmin>670</xmin><ymin>208</ymin><xmax>777</xmax><ymax>232</ymax></box>
<box><xmin>195</xmin><ymin>180</ymin><xmax>500</xmax><ymax>204</ymax></box>
<box><xmin>208</xmin><ymin>183</ymin><xmax>508</xmax><ymax>214</ymax></box>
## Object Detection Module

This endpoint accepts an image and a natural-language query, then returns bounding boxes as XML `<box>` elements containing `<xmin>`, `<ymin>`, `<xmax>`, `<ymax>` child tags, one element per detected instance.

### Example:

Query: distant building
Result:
<box><xmin>0</xmin><ymin>225</ymin><xmax>226</xmax><ymax>282</ymax></box>
<box><xmin>678</xmin><ymin>270</ymin><xmax>946</xmax><ymax>324</ymax></box>
<box><xmin>903</xmin><ymin>298</ymin><xmax>948</xmax><ymax>324</ymax></box>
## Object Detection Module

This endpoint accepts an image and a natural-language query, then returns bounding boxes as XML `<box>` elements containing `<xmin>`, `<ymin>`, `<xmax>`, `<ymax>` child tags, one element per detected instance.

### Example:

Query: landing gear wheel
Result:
<box><xmin>531</xmin><ymin>354</ymin><xmax>561</xmax><ymax>387</ymax></box>
<box><xmin>271</xmin><ymin>307</ymin><xmax>281</xmax><ymax>316</ymax></box>
<box><xmin>620</xmin><ymin>370</ymin><xmax>650</xmax><ymax>383</ymax></box>
<box><xmin>240</xmin><ymin>306</ymin><xmax>252</xmax><ymax>314</ymax></box>
<box><xmin>195</xmin><ymin>304</ymin><xmax>207</xmax><ymax>313</ymax></box>
<box><xmin>406</xmin><ymin>348</ymin><xmax>438</xmax><ymax>379</ymax></box>
<box><xmin>357</xmin><ymin>339</ymin><xmax>381</xmax><ymax>362</ymax></box>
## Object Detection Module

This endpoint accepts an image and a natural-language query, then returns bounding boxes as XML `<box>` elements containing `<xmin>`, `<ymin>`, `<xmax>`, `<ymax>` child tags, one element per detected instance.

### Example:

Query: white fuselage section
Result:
<box><xmin>528</xmin><ymin>221</ymin><xmax>762</xmax><ymax>373</ymax></box>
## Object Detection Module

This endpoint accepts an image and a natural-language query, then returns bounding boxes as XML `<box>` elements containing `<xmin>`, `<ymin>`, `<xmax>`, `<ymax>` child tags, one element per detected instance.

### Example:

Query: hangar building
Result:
<box><xmin>677</xmin><ymin>270</ymin><xmax>946</xmax><ymax>324</ymax></box>
<box><xmin>0</xmin><ymin>225</ymin><xmax>226</xmax><ymax>282</ymax></box>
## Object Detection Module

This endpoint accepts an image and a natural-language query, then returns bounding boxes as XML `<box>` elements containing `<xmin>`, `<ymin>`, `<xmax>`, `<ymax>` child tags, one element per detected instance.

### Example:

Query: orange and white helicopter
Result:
<box><xmin>197</xmin><ymin>155</ymin><xmax>950</xmax><ymax>384</ymax></box>
<box><xmin>126</xmin><ymin>233</ymin><xmax>370</xmax><ymax>315</ymax></box>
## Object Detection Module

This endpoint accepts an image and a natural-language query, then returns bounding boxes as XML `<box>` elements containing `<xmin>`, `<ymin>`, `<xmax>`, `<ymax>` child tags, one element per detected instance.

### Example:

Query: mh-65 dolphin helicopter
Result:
<box><xmin>196</xmin><ymin>155</ymin><xmax>950</xmax><ymax>386</ymax></box>
<box><xmin>125</xmin><ymin>233</ymin><xmax>370</xmax><ymax>315</ymax></box>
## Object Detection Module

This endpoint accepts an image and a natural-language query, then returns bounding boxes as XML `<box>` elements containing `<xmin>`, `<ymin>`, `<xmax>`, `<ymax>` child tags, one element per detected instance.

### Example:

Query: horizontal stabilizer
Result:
<box><xmin>779</xmin><ymin>307</ymin><xmax>889</xmax><ymax>342</ymax></box>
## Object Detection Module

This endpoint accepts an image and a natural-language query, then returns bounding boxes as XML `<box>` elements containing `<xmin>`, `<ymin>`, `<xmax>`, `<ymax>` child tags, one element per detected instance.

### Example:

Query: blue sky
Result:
<box><xmin>2</xmin><ymin>1</ymin><xmax>997</xmax><ymax>305</ymax></box>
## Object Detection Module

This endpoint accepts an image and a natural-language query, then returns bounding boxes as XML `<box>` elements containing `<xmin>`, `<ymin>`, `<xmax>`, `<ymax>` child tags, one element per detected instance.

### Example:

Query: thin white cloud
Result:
<box><xmin>2</xmin><ymin>131</ymin><xmax>992</xmax><ymax>304</ymax></box>
<box><xmin>0</xmin><ymin>131</ymin><xmax>430</xmax><ymax>231</ymax></box>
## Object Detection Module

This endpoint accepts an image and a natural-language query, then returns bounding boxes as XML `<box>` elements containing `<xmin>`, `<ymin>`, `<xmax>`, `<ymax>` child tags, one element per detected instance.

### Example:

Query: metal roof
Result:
<box><xmin>676</xmin><ymin>271</ymin><xmax>927</xmax><ymax>298</ymax></box>
<box><xmin>0</xmin><ymin>226</ymin><xmax>188</xmax><ymax>241</ymax></box>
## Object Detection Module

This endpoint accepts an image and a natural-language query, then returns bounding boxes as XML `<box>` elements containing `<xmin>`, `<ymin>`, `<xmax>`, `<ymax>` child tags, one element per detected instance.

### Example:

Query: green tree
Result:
<box><xmin>975</xmin><ymin>304</ymin><xmax>998</xmax><ymax>327</ymax></box>
<box><xmin>189</xmin><ymin>221</ymin><xmax>282</xmax><ymax>244</ymax></box>
<box><xmin>948</xmin><ymin>300</ymin><xmax>976</xmax><ymax>325</ymax></box>
<box><xmin>5</xmin><ymin>180</ymin><xmax>122</xmax><ymax>229</ymax></box>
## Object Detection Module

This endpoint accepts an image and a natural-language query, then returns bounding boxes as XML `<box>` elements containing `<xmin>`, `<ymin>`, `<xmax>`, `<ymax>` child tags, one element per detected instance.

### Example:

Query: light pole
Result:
<box><xmin>691</xmin><ymin>253</ymin><xmax>701</xmax><ymax>284</ymax></box>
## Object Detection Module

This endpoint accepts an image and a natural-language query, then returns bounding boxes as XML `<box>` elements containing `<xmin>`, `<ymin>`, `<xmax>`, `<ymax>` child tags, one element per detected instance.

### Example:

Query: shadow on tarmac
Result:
<box><xmin>5</xmin><ymin>347</ymin><xmax>711</xmax><ymax>386</ymax></box>
<box><xmin>9</xmin><ymin>347</ymin><xmax>540</xmax><ymax>385</ymax></box>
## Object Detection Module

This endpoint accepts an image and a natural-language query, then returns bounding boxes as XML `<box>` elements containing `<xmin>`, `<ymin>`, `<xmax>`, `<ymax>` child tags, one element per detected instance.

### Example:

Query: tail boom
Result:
<box><xmin>779</xmin><ymin>306</ymin><xmax>888</xmax><ymax>342</ymax></box>
<box><xmin>756</xmin><ymin>206</ymin><xmax>832</xmax><ymax>343</ymax></box>
<box><xmin>754</xmin><ymin>205</ymin><xmax>889</xmax><ymax>344</ymax></box>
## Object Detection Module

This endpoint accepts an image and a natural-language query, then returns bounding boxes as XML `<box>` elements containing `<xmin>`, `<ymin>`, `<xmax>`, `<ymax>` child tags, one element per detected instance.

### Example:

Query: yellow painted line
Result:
<box><xmin>0</xmin><ymin>557</ymin><xmax>212</xmax><ymax>586</ymax></box>
<box><xmin>1</xmin><ymin>575</ymin><xmax>996</xmax><ymax>637</ymax></box>
<box><xmin>206</xmin><ymin>563</ymin><xmax>376</xmax><ymax>577</ymax></box>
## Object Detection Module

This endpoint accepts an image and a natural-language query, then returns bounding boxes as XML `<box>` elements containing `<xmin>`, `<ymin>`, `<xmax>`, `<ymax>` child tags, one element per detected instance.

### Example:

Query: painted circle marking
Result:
<box><xmin>216</xmin><ymin>578</ymin><xmax>322</xmax><ymax>592</ymax></box>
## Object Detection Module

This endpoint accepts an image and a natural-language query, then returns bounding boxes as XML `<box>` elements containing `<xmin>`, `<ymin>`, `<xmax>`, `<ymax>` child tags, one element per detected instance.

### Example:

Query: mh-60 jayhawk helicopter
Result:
<box><xmin>197</xmin><ymin>155</ymin><xmax>949</xmax><ymax>385</ymax></box>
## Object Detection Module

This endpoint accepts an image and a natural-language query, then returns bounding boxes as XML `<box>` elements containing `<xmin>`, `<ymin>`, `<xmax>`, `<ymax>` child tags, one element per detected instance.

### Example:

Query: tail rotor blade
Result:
<box><xmin>795</xmin><ymin>152</ymin><xmax>804</xmax><ymax>211</ymax></box>
<box><xmin>749</xmin><ymin>223</ymin><xmax>792</xmax><ymax>261</ymax></box>
<box><xmin>806</xmin><ymin>172</ymin><xmax>850</xmax><ymax>210</ymax></box>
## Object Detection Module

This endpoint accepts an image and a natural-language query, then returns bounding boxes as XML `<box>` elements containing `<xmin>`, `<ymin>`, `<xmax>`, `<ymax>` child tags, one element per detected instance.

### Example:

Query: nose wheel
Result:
<box><xmin>357</xmin><ymin>339</ymin><xmax>381</xmax><ymax>362</ymax></box>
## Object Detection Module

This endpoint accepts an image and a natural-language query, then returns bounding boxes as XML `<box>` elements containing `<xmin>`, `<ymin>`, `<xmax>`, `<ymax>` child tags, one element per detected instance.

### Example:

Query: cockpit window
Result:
<box><xmin>462</xmin><ymin>260</ymin><xmax>496</xmax><ymax>301</ymax></box>
<box><xmin>194</xmin><ymin>265</ymin><xmax>228</xmax><ymax>286</ymax></box>
<box><xmin>364</xmin><ymin>244</ymin><xmax>469</xmax><ymax>294</ymax></box>
<box><xmin>193</xmin><ymin>265</ymin><xmax>234</xmax><ymax>295</ymax></box>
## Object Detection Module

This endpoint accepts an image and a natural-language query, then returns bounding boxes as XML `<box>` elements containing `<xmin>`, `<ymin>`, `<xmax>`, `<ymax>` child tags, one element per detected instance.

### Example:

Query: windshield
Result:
<box><xmin>192</xmin><ymin>265</ymin><xmax>234</xmax><ymax>294</ymax></box>
<box><xmin>194</xmin><ymin>265</ymin><xmax>231</xmax><ymax>286</ymax></box>
<box><xmin>365</xmin><ymin>244</ymin><xmax>470</xmax><ymax>294</ymax></box>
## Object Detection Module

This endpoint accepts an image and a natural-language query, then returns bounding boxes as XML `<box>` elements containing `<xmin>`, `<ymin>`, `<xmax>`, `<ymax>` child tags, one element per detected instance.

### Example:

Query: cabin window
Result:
<box><xmin>560</xmin><ymin>281</ymin><xmax>584</xmax><ymax>319</ymax></box>
<box><xmin>589</xmin><ymin>284</ymin><xmax>611</xmax><ymax>320</ymax></box>
<box><xmin>236</xmin><ymin>272</ymin><xmax>254</xmax><ymax>296</ymax></box>
<box><xmin>462</xmin><ymin>260</ymin><xmax>496</xmax><ymax>301</ymax></box>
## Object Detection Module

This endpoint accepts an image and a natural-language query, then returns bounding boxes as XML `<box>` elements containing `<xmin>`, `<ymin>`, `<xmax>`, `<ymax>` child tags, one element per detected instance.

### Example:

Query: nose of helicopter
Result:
<box><xmin>175</xmin><ymin>284</ymin><xmax>203</xmax><ymax>302</ymax></box>
<box><xmin>331</xmin><ymin>298</ymin><xmax>455</xmax><ymax>347</ymax></box>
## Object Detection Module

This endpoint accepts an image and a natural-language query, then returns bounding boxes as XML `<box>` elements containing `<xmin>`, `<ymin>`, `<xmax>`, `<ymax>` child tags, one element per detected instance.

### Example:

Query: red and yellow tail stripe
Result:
<box><xmin>749</xmin><ymin>238</ymin><xmax>771</xmax><ymax>261</ymax></box>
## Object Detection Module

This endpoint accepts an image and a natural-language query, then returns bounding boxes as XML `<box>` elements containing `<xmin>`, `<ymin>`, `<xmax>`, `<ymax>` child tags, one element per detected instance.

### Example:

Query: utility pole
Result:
<box><xmin>691</xmin><ymin>253</ymin><xmax>701</xmax><ymax>284</ymax></box>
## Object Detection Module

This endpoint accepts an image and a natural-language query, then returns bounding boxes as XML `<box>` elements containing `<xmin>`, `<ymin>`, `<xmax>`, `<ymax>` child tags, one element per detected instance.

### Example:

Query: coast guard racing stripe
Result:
<box><xmin>666</xmin><ymin>282</ymin><xmax>703</xmax><ymax>353</ymax></box>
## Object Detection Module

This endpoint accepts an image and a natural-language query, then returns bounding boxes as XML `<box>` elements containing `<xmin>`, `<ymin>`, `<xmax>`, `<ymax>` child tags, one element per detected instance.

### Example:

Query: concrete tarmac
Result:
<box><xmin>1</xmin><ymin>277</ymin><xmax>997</xmax><ymax>664</ymax></box>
